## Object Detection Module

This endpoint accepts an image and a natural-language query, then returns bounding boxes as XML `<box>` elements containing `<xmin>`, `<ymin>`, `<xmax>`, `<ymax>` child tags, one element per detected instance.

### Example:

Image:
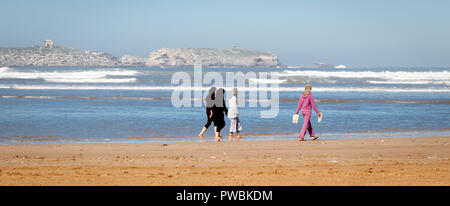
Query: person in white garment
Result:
<box><xmin>228</xmin><ymin>88</ymin><xmax>243</xmax><ymax>142</ymax></box>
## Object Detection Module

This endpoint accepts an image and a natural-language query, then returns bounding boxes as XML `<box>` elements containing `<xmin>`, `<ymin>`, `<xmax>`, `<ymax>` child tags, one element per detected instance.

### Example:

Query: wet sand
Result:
<box><xmin>0</xmin><ymin>137</ymin><xmax>449</xmax><ymax>186</ymax></box>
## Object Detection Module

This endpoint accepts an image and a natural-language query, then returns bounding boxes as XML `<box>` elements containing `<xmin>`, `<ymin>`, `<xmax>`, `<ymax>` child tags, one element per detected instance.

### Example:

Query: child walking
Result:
<box><xmin>228</xmin><ymin>88</ymin><xmax>242</xmax><ymax>142</ymax></box>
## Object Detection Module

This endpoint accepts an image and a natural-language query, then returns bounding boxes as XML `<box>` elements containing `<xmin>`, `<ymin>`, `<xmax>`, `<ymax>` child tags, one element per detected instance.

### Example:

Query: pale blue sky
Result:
<box><xmin>1</xmin><ymin>0</ymin><xmax>449</xmax><ymax>67</ymax></box>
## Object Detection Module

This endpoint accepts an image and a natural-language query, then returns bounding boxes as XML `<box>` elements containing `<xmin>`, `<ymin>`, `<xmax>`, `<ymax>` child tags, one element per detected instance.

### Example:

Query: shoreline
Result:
<box><xmin>0</xmin><ymin>136</ymin><xmax>448</xmax><ymax>185</ymax></box>
<box><xmin>1</xmin><ymin>128</ymin><xmax>449</xmax><ymax>145</ymax></box>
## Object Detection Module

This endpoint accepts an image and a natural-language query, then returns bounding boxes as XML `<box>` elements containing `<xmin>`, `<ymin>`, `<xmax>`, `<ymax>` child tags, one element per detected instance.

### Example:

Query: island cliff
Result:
<box><xmin>0</xmin><ymin>41</ymin><xmax>120</xmax><ymax>67</ymax></box>
<box><xmin>0</xmin><ymin>41</ymin><xmax>281</xmax><ymax>68</ymax></box>
<box><xmin>145</xmin><ymin>46</ymin><xmax>280</xmax><ymax>68</ymax></box>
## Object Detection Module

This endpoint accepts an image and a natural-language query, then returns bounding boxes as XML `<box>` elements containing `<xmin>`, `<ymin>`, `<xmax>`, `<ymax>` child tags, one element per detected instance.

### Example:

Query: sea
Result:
<box><xmin>0</xmin><ymin>66</ymin><xmax>449</xmax><ymax>144</ymax></box>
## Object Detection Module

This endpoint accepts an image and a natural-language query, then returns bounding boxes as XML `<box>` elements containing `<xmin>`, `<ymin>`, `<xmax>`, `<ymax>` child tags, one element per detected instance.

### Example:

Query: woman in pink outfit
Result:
<box><xmin>294</xmin><ymin>83</ymin><xmax>322</xmax><ymax>141</ymax></box>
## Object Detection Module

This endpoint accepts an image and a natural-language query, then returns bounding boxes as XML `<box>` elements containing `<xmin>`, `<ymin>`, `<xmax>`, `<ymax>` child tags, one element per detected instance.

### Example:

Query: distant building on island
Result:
<box><xmin>43</xmin><ymin>40</ymin><xmax>54</xmax><ymax>48</ymax></box>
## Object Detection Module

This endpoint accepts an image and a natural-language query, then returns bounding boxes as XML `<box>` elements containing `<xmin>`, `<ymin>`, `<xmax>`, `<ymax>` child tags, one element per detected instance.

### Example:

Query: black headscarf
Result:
<box><xmin>214</xmin><ymin>88</ymin><xmax>225</xmax><ymax>107</ymax></box>
<box><xmin>212</xmin><ymin>88</ymin><xmax>228</xmax><ymax>121</ymax></box>
<box><xmin>205</xmin><ymin>87</ymin><xmax>216</xmax><ymax>108</ymax></box>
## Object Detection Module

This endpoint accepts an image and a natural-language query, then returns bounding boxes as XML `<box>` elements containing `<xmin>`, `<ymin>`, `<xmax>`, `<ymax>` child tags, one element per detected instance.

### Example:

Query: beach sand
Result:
<box><xmin>0</xmin><ymin>137</ymin><xmax>449</xmax><ymax>186</ymax></box>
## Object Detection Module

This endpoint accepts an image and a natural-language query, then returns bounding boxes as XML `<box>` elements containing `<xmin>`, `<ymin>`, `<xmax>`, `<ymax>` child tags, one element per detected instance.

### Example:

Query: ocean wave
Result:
<box><xmin>0</xmin><ymin>67</ymin><xmax>140</xmax><ymax>83</ymax></box>
<box><xmin>367</xmin><ymin>80</ymin><xmax>448</xmax><ymax>85</ymax></box>
<box><xmin>1</xmin><ymin>84</ymin><xmax>449</xmax><ymax>92</ymax></box>
<box><xmin>279</xmin><ymin>70</ymin><xmax>450</xmax><ymax>85</ymax></box>
<box><xmin>248</xmin><ymin>78</ymin><xmax>287</xmax><ymax>84</ymax></box>
<box><xmin>44</xmin><ymin>78</ymin><xmax>137</xmax><ymax>83</ymax></box>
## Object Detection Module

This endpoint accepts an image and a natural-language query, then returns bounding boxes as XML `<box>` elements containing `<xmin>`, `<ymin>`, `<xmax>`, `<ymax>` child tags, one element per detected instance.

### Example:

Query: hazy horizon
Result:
<box><xmin>1</xmin><ymin>0</ymin><xmax>450</xmax><ymax>67</ymax></box>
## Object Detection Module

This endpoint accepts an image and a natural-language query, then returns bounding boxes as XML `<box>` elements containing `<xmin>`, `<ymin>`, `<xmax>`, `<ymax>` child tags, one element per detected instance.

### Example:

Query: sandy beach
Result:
<box><xmin>0</xmin><ymin>136</ymin><xmax>449</xmax><ymax>186</ymax></box>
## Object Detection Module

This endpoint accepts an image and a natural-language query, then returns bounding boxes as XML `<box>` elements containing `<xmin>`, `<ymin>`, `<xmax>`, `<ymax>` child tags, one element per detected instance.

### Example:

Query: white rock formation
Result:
<box><xmin>145</xmin><ymin>46</ymin><xmax>280</xmax><ymax>68</ymax></box>
<box><xmin>0</xmin><ymin>41</ymin><xmax>283</xmax><ymax>68</ymax></box>
<box><xmin>0</xmin><ymin>46</ymin><xmax>120</xmax><ymax>67</ymax></box>
<box><xmin>120</xmin><ymin>55</ymin><xmax>147</xmax><ymax>66</ymax></box>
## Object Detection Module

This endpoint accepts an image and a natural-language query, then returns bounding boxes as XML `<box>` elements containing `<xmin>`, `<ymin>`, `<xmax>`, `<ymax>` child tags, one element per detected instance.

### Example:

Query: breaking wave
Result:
<box><xmin>279</xmin><ymin>70</ymin><xmax>450</xmax><ymax>85</ymax></box>
<box><xmin>0</xmin><ymin>67</ymin><xmax>139</xmax><ymax>83</ymax></box>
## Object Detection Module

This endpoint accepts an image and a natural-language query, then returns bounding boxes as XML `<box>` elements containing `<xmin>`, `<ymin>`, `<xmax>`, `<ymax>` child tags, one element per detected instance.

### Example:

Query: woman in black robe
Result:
<box><xmin>198</xmin><ymin>87</ymin><xmax>216</xmax><ymax>142</ymax></box>
<box><xmin>212</xmin><ymin>88</ymin><xmax>228</xmax><ymax>142</ymax></box>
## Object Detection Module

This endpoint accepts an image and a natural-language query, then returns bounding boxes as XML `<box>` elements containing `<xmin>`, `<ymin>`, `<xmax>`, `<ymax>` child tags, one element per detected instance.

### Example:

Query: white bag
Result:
<box><xmin>292</xmin><ymin>114</ymin><xmax>299</xmax><ymax>123</ymax></box>
<box><xmin>318</xmin><ymin>113</ymin><xmax>323</xmax><ymax>123</ymax></box>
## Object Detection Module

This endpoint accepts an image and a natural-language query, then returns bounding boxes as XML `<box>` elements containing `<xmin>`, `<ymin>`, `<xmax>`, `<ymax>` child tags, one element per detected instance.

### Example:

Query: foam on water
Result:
<box><xmin>0</xmin><ymin>67</ymin><xmax>140</xmax><ymax>83</ymax></box>
<box><xmin>367</xmin><ymin>80</ymin><xmax>448</xmax><ymax>85</ymax></box>
<box><xmin>3</xmin><ymin>67</ymin><xmax>450</xmax><ymax>85</ymax></box>
<box><xmin>249</xmin><ymin>78</ymin><xmax>287</xmax><ymax>84</ymax></box>
<box><xmin>44</xmin><ymin>78</ymin><xmax>137</xmax><ymax>83</ymax></box>
<box><xmin>279</xmin><ymin>70</ymin><xmax>450</xmax><ymax>85</ymax></box>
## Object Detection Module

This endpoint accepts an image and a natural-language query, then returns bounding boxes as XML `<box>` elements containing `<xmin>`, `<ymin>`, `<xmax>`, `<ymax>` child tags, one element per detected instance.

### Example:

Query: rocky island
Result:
<box><xmin>0</xmin><ymin>41</ymin><xmax>281</xmax><ymax>68</ymax></box>
<box><xmin>145</xmin><ymin>46</ymin><xmax>280</xmax><ymax>68</ymax></box>
<box><xmin>120</xmin><ymin>55</ymin><xmax>148</xmax><ymax>67</ymax></box>
<box><xmin>0</xmin><ymin>40</ymin><xmax>120</xmax><ymax>67</ymax></box>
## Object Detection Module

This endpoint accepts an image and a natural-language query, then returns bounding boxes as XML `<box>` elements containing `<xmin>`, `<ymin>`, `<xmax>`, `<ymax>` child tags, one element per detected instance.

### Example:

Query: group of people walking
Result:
<box><xmin>198</xmin><ymin>87</ymin><xmax>242</xmax><ymax>142</ymax></box>
<box><xmin>198</xmin><ymin>83</ymin><xmax>321</xmax><ymax>142</ymax></box>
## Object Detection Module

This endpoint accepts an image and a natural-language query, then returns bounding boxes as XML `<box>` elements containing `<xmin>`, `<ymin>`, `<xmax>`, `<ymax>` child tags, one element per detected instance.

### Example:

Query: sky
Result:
<box><xmin>0</xmin><ymin>0</ymin><xmax>449</xmax><ymax>67</ymax></box>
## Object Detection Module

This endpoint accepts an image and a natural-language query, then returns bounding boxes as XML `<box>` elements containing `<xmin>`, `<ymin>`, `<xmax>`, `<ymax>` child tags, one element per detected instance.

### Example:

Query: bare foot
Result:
<box><xmin>229</xmin><ymin>134</ymin><xmax>235</xmax><ymax>142</ymax></box>
<box><xmin>312</xmin><ymin>136</ymin><xmax>319</xmax><ymax>140</ymax></box>
<box><xmin>298</xmin><ymin>138</ymin><xmax>305</xmax><ymax>141</ymax></box>
<box><xmin>215</xmin><ymin>136</ymin><xmax>222</xmax><ymax>142</ymax></box>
